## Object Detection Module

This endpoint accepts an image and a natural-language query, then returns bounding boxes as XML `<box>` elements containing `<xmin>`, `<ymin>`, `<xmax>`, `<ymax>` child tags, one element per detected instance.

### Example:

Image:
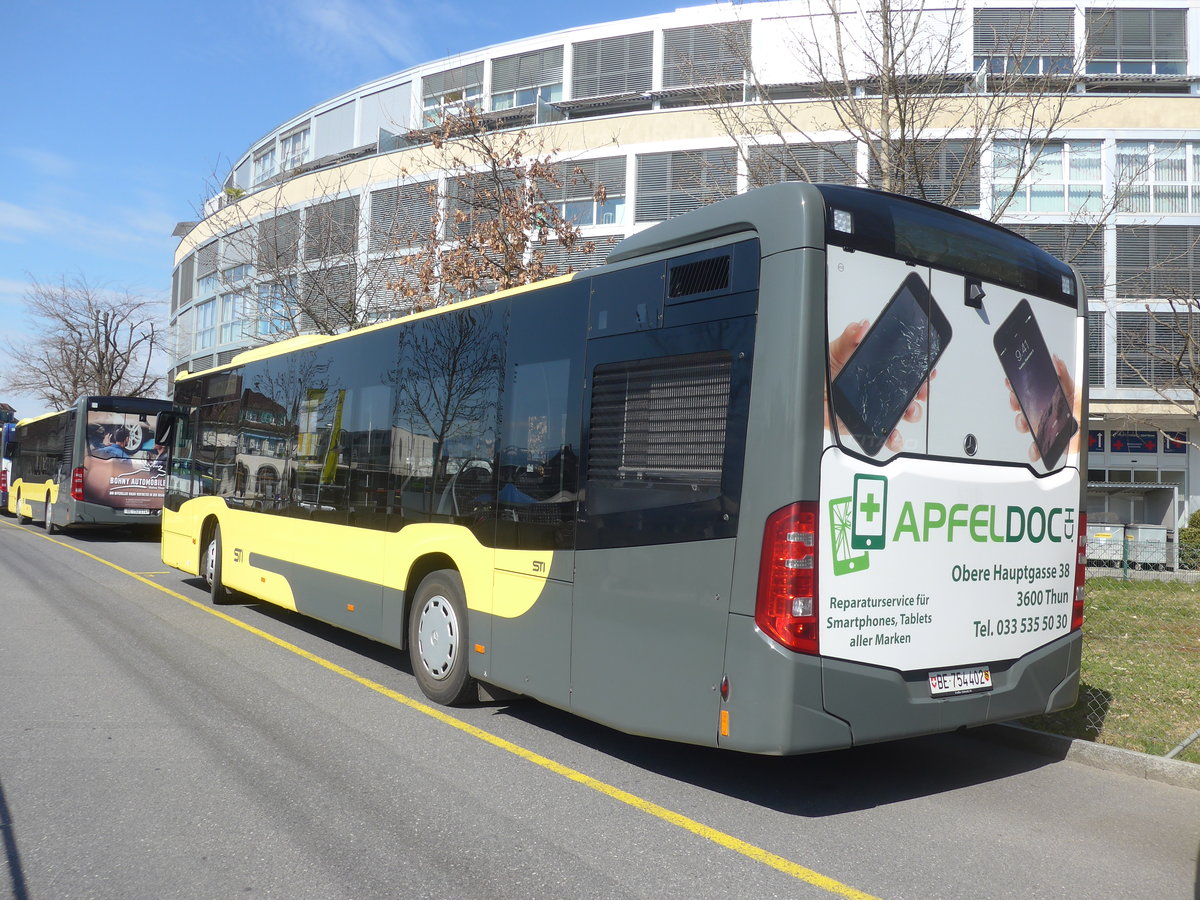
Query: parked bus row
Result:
<box><xmin>3</xmin><ymin>184</ymin><xmax>1087</xmax><ymax>754</ymax></box>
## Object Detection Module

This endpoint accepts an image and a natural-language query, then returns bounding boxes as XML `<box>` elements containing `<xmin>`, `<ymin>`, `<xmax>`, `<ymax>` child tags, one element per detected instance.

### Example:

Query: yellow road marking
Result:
<box><xmin>0</xmin><ymin>520</ymin><xmax>879</xmax><ymax>899</ymax></box>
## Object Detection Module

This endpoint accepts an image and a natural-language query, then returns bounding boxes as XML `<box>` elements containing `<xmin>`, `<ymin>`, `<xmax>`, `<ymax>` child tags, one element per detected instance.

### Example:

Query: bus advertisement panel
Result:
<box><xmin>821</xmin><ymin>234</ymin><xmax>1084</xmax><ymax>688</ymax></box>
<box><xmin>83</xmin><ymin>410</ymin><xmax>167</xmax><ymax>511</ymax></box>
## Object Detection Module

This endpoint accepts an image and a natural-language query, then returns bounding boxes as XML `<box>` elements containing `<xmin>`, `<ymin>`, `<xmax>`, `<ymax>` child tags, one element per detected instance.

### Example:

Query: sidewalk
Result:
<box><xmin>974</xmin><ymin>723</ymin><xmax>1200</xmax><ymax>792</ymax></box>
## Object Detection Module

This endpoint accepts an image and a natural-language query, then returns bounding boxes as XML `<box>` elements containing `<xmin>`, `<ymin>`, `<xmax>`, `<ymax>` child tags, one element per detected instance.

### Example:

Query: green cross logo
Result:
<box><xmin>851</xmin><ymin>474</ymin><xmax>887</xmax><ymax>551</ymax></box>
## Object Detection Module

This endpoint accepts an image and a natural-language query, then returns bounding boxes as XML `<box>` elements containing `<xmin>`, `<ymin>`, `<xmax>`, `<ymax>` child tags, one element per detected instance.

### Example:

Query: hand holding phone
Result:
<box><xmin>829</xmin><ymin>272</ymin><xmax>950</xmax><ymax>457</ymax></box>
<box><xmin>994</xmin><ymin>299</ymin><xmax>1078</xmax><ymax>469</ymax></box>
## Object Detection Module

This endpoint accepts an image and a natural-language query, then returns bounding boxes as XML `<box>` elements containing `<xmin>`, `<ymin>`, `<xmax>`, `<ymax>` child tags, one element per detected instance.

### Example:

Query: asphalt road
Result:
<box><xmin>1</xmin><ymin>517</ymin><xmax>1198</xmax><ymax>900</ymax></box>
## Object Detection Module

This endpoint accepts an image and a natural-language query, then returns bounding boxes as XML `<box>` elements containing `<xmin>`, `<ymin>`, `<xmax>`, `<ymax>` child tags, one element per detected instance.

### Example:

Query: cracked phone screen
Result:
<box><xmin>831</xmin><ymin>280</ymin><xmax>941</xmax><ymax>457</ymax></box>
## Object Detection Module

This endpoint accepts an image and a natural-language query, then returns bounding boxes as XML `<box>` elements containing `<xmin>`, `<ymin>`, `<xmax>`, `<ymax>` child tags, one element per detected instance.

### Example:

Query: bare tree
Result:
<box><xmin>214</xmin><ymin>171</ymin><xmax>393</xmax><ymax>341</ymax></box>
<box><xmin>1</xmin><ymin>276</ymin><xmax>164</xmax><ymax>408</ymax></box>
<box><xmin>703</xmin><ymin>0</ymin><xmax>1110</xmax><ymax>217</ymax></box>
<box><xmin>386</xmin><ymin>105</ymin><xmax>603</xmax><ymax>310</ymax></box>
<box><xmin>202</xmin><ymin>106</ymin><xmax>608</xmax><ymax>350</ymax></box>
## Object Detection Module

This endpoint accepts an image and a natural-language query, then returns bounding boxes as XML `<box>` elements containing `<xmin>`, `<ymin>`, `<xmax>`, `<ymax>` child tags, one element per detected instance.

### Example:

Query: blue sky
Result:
<box><xmin>0</xmin><ymin>0</ymin><xmax>685</xmax><ymax>418</ymax></box>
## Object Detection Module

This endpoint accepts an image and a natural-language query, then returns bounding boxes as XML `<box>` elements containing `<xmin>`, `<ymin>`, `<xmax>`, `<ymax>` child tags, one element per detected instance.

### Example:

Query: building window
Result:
<box><xmin>194</xmin><ymin>298</ymin><xmax>216</xmax><ymax>351</ymax></box>
<box><xmin>196</xmin><ymin>240</ymin><xmax>218</xmax><ymax>278</ymax></box>
<box><xmin>219</xmin><ymin>293</ymin><xmax>243</xmax><ymax>344</ymax></box>
<box><xmin>252</xmin><ymin>144</ymin><xmax>277</xmax><ymax>185</ymax></box>
<box><xmin>422</xmin><ymin>62</ymin><xmax>483</xmax><ymax>126</ymax></box>
<box><xmin>1087</xmin><ymin>310</ymin><xmax>1105</xmax><ymax>388</ymax></box>
<box><xmin>572</xmin><ymin>32</ymin><xmax>653</xmax><ymax>99</ymax></box>
<box><xmin>869</xmin><ymin>140</ymin><xmax>980</xmax><ymax>207</ymax></box>
<box><xmin>257</xmin><ymin>211</ymin><xmax>300</xmax><ymax>269</ymax></box>
<box><xmin>1116</xmin><ymin>226</ymin><xmax>1200</xmax><ymax>300</ymax></box>
<box><xmin>279</xmin><ymin>125</ymin><xmax>310</xmax><ymax>171</ymax></box>
<box><xmin>369</xmin><ymin>181</ymin><xmax>437</xmax><ymax>253</ymax></box>
<box><xmin>635</xmin><ymin>149</ymin><xmax>737</xmax><ymax>222</ymax></box>
<box><xmin>1007</xmin><ymin>223</ymin><xmax>1105</xmax><ymax>301</ymax></box>
<box><xmin>1085</xmin><ymin>8</ymin><xmax>1187</xmax><ymax>75</ymax></box>
<box><xmin>541</xmin><ymin>157</ymin><xmax>627</xmax><ymax>226</ymax></box>
<box><xmin>662</xmin><ymin>22</ymin><xmax>750</xmax><ymax>88</ymax></box>
<box><xmin>222</xmin><ymin>263</ymin><xmax>253</xmax><ymax>284</ymax></box>
<box><xmin>447</xmin><ymin>169</ymin><xmax>522</xmax><ymax>239</ymax></box>
<box><xmin>178</xmin><ymin>253</ymin><xmax>195</xmax><ymax>307</ymax></box>
<box><xmin>973</xmin><ymin>7</ymin><xmax>1075</xmax><ymax>75</ymax></box>
<box><xmin>491</xmin><ymin>47</ymin><xmax>562</xmax><ymax>110</ymax></box>
<box><xmin>1116</xmin><ymin>142</ymin><xmax>1200</xmax><ymax>214</ymax></box>
<box><xmin>300</xmin><ymin>264</ymin><xmax>356</xmax><ymax>332</ymax></box>
<box><xmin>1115</xmin><ymin>310</ymin><xmax>1200</xmax><ymax>388</ymax></box>
<box><xmin>747</xmin><ymin>141</ymin><xmax>857</xmax><ymax>188</ymax></box>
<box><xmin>304</xmin><ymin>196</ymin><xmax>360</xmax><ymax>260</ymax></box>
<box><xmin>994</xmin><ymin>141</ymin><xmax>1102</xmax><ymax>214</ymax></box>
<box><xmin>257</xmin><ymin>282</ymin><xmax>293</xmax><ymax>337</ymax></box>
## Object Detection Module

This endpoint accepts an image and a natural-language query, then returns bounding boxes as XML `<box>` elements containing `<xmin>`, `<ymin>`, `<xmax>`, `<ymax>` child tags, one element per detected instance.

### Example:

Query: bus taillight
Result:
<box><xmin>71</xmin><ymin>467</ymin><xmax>85</xmax><ymax>501</ymax></box>
<box><xmin>1072</xmin><ymin>512</ymin><xmax>1086</xmax><ymax>631</ymax></box>
<box><xmin>755</xmin><ymin>502</ymin><xmax>819</xmax><ymax>654</ymax></box>
<box><xmin>0</xmin><ymin>469</ymin><xmax>6</xmax><ymax>492</ymax></box>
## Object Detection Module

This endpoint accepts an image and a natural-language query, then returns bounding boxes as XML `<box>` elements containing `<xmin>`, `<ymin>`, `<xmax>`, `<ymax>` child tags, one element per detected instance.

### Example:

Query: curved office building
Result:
<box><xmin>172</xmin><ymin>0</ymin><xmax>1200</xmax><ymax>544</ymax></box>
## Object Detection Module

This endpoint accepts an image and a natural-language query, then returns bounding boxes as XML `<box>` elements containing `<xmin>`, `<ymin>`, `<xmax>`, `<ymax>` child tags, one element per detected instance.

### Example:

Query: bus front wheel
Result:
<box><xmin>204</xmin><ymin>525</ymin><xmax>235</xmax><ymax>605</ymax></box>
<box><xmin>408</xmin><ymin>569</ymin><xmax>476</xmax><ymax>706</ymax></box>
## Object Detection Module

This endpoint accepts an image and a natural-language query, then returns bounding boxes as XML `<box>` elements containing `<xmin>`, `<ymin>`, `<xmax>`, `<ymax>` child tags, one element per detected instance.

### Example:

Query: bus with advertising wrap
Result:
<box><xmin>159</xmin><ymin>182</ymin><xmax>1086</xmax><ymax>754</ymax></box>
<box><xmin>5</xmin><ymin>395</ymin><xmax>171</xmax><ymax>531</ymax></box>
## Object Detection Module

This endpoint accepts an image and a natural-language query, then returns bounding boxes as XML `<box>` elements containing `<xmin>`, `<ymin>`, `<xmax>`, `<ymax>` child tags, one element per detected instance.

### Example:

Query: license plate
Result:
<box><xmin>929</xmin><ymin>665</ymin><xmax>992</xmax><ymax>697</ymax></box>
<box><xmin>123</xmin><ymin>508</ymin><xmax>152</xmax><ymax>516</ymax></box>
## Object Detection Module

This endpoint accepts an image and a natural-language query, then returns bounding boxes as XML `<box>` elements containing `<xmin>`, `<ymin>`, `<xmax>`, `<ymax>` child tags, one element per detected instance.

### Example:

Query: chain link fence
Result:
<box><xmin>1030</xmin><ymin>534</ymin><xmax>1200</xmax><ymax>765</ymax></box>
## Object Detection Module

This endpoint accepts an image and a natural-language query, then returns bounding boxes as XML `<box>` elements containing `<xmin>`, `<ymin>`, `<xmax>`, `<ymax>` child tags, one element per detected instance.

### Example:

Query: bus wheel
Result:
<box><xmin>204</xmin><ymin>525</ymin><xmax>235</xmax><ymax>605</ymax></box>
<box><xmin>43</xmin><ymin>495</ymin><xmax>58</xmax><ymax>534</ymax></box>
<box><xmin>408</xmin><ymin>569</ymin><xmax>476</xmax><ymax>706</ymax></box>
<box><xmin>15</xmin><ymin>492</ymin><xmax>28</xmax><ymax>525</ymax></box>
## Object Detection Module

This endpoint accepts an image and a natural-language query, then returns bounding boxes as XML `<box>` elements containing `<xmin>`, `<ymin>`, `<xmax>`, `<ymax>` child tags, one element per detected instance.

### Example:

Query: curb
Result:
<box><xmin>973</xmin><ymin>723</ymin><xmax>1200</xmax><ymax>792</ymax></box>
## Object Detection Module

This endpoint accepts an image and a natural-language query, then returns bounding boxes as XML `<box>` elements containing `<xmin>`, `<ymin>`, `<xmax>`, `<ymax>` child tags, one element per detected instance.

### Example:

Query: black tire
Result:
<box><xmin>203</xmin><ymin>524</ymin><xmax>236</xmax><ymax>605</ymax></box>
<box><xmin>43</xmin><ymin>494</ymin><xmax>58</xmax><ymax>534</ymax></box>
<box><xmin>15</xmin><ymin>491</ymin><xmax>28</xmax><ymax>525</ymax></box>
<box><xmin>408</xmin><ymin>569</ymin><xmax>476</xmax><ymax>706</ymax></box>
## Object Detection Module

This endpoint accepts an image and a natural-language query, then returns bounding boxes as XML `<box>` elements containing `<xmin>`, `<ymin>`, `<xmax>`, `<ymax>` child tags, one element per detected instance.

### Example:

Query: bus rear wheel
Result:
<box><xmin>204</xmin><ymin>525</ymin><xmax>235</xmax><ymax>605</ymax></box>
<box><xmin>408</xmin><ymin>569</ymin><xmax>476</xmax><ymax>706</ymax></box>
<box><xmin>15</xmin><ymin>492</ymin><xmax>28</xmax><ymax>525</ymax></box>
<box><xmin>43</xmin><ymin>495</ymin><xmax>58</xmax><ymax>534</ymax></box>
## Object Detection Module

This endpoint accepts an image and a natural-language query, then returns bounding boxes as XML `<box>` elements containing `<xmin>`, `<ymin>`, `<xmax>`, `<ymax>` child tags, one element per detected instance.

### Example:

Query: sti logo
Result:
<box><xmin>828</xmin><ymin>474</ymin><xmax>888</xmax><ymax>576</ymax></box>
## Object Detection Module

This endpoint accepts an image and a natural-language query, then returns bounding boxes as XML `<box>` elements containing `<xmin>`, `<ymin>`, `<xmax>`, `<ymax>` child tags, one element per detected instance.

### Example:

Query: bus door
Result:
<box><xmin>485</xmin><ymin>283</ymin><xmax>588</xmax><ymax>705</ymax></box>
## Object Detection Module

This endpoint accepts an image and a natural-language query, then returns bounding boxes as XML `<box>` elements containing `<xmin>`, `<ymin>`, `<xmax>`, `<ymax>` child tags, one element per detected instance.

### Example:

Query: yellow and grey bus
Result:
<box><xmin>5</xmin><ymin>395</ymin><xmax>171</xmax><ymax>531</ymax></box>
<box><xmin>160</xmin><ymin>183</ymin><xmax>1086</xmax><ymax>754</ymax></box>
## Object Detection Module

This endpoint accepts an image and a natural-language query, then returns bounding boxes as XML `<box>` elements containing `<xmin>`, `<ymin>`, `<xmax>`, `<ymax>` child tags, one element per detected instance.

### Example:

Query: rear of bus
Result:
<box><xmin>67</xmin><ymin>397</ymin><xmax>171</xmax><ymax>528</ymax></box>
<box><xmin>622</xmin><ymin>183</ymin><xmax>1086</xmax><ymax>754</ymax></box>
<box><xmin>19</xmin><ymin>396</ymin><xmax>172</xmax><ymax>530</ymax></box>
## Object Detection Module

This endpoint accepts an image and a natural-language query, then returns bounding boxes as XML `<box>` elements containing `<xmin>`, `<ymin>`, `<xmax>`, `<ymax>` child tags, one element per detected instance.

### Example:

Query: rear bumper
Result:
<box><xmin>719</xmin><ymin>613</ymin><xmax>1081</xmax><ymax>755</ymax></box>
